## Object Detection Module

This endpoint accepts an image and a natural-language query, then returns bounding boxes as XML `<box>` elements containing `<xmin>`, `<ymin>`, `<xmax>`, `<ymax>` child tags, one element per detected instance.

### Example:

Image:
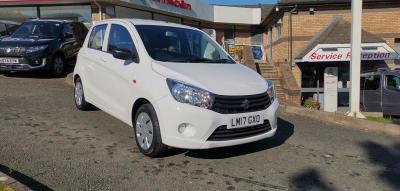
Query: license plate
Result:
<box><xmin>228</xmin><ymin>113</ymin><xmax>264</xmax><ymax>129</ymax></box>
<box><xmin>0</xmin><ymin>58</ymin><xmax>19</xmax><ymax>64</ymax></box>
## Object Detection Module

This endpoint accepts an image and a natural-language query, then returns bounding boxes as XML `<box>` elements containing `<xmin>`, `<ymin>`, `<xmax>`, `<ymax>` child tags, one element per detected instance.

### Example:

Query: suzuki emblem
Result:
<box><xmin>241</xmin><ymin>99</ymin><xmax>250</xmax><ymax>110</ymax></box>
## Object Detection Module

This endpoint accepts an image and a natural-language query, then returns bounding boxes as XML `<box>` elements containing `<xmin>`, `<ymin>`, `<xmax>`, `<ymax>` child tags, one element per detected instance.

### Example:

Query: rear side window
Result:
<box><xmin>0</xmin><ymin>24</ymin><xmax>6</xmax><ymax>36</ymax></box>
<box><xmin>88</xmin><ymin>24</ymin><xmax>107</xmax><ymax>50</ymax></box>
<box><xmin>107</xmin><ymin>24</ymin><xmax>136</xmax><ymax>54</ymax></box>
<box><xmin>385</xmin><ymin>75</ymin><xmax>400</xmax><ymax>91</ymax></box>
<box><xmin>364</xmin><ymin>75</ymin><xmax>381</xmax><ymax>90</ymax></box>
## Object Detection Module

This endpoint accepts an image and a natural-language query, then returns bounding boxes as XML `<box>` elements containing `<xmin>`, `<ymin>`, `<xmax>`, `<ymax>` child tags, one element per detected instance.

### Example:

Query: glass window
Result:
<box><xmin>274</xmin><ymin>23</ymin><xmax>281</xmax><ymax>40</ymax></box>
<box><xmin>40</xmin><ymin>5</ymin><xmax>91</xmax><ymax>27</ymax></box>
<box><xmin>88</xmin><ymin>25</ymin><xmax>107</xmax><ymax>50</ymax></box>
<box><xmin>364</xmin><ymin>75</ymin><xmax>381</xmax><ymax>90</ymax></box>
<box><xmin>63</xmin><ymin>24</ymin><xmax>73</xmax><ymax>37</ymax></box>
<box><xmin>385</xmin><ymin>75</ymin><xmax>400</xmax><ymax>91</ymax></box>
<box><xmin>153</xmin><ymin>14</ymin><xmax>181</xmax><ymax>24</ymax></box>
<box><xmin>107</xmin><ymin>24</ymin><xmax>136</xmax><ymax>54</ymax></box>
<box><xmin>12</xmin><ymin>21</ymin><xmax>61</xmax><ymax>38</ymax></box>
<box><xmin>0</xmin><ymin>7</ymin><xmax>37</xmax><ymax>23</ymax></box>
<box><xmin>135</xmin><ymin>25</ymin><xmax>234</xmax><ymax>64</ymax></box>
<box><xmin>0</xmin><ymin>24</ymin><xmax>6</xmax><ymax>37</ymax></box>
<box><xmin>251</xmin><ymin>27</ymin><xmax>263</xmax><ymax>45</ymax></box>
<box><xmin>115</xmin><ymin>6</ymin><xmax>152</xmax><ymax>20</ymax></box>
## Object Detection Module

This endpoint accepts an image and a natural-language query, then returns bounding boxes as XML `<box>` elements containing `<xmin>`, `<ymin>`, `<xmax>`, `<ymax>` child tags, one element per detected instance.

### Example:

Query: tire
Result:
<box><xmin>74</xmin><ymin>77</ymin><xmax>92</xmax><ymax>111</ymax></box>
<box><xmin>134</xmin><ymin>103</ymin><xmax>167</xmax><ymax>157</ymax></box>
<box><xmin>52</xmin><ymin>56</ymin><xmax>65</xmax><ymax>75</ymax></box>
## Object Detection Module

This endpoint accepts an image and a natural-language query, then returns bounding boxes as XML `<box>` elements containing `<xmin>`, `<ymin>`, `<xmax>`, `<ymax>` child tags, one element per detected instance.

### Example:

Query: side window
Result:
<box><xmin>0</xmin><ymin>24</ymin><xmax>6</xmax><ymax>36</ymax></box>
<box><xmin>107</xmin><ymin>24</ymin><xmax>136</xmax><ymax>54</ymax></box>
<box><xmin>364</xmin><ymin>75</ymin><xmax>381</xmax><ymax>90</ymax></box>
<box><xmin>88</xmin><ymin>24</ymin><xmax>107</xmax><ymax>50</ymax></box>
<box><xmin>70</xmin><ymin>22</ymin><xmax>88</xmax><ymax>43</ymax></box>
<box><xmin>385</xmin><ymin>75</ymin><xmax>400</xmax><ymax>91</ymax></box>
<box><xmin>62</xmin><ymin>24</ymin><xmax>74</xmax><ymax>39</ymax></box>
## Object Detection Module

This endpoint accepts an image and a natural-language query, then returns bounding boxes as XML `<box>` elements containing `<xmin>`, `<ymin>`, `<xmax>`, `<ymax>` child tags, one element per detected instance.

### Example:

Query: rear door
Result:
<box><xmin>62</xmin><ymin>23</ymin><xmax>78</xmax><ymax>59</ymax></box>
<box><xmin>382</xmin><ymin>74</ymin><xmax>400</xmax><ymax>116</ymax></box>
<box><xmin>362</xmin><ymin>74</ymin><xmax>382</xmax><ymax>112</ymax></box>
<box><xmin>80</xmin><ymin>24</ymin><xmax>109</xmax><ymax>108</ymax></box>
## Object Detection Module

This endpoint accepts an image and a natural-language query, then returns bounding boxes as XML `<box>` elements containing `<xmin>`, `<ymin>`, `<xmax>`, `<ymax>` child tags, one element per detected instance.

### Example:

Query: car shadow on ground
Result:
<box><xmin>0</xmin><ymin>164</ymin><xmax>53</xmax><ymax>191</ymax></box>
<box><xmin>360</xmin><ymin>141</ymin><xmax>400</xmax><ymax>190</ymax></box>
<box><xmin>289</xmin><ymin>168</ymin><xmax>337</xmax><ymax>191</ymax></box>
<box><xmin>0</xmin><ymin>65</ymin><xmax>74</xmax><ymax>79</ymax></box>
<box><xmin>180</xmin><ymin>117</ymin><xmax>294</xmax><ymax>159</ymax></box>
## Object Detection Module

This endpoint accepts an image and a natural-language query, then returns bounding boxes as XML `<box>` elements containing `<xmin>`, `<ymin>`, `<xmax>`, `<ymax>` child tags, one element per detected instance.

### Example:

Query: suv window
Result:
<box><xmin>385</xmin><ymin>75</ymin><xmax>400</xmax><ymax>91</ymax></box>
<box><xmin>364</xmin><ymin>75</ymin><xmax>381</xmax><ymax>90</ymax></box>
<box><xmin>88</xmin><ymin>24</ymin><xmax>107</xmax><ymax>50</ymax></box>
<box><xmin>0</xmin><ymin>23</ymin><xmax>6</xmax><ymax>36</ymax></box>
<box><xmin>107</xmin><ymin>24</ymin><xmax>136</xmax><ymax>54</ymax></box>
<box><xmin>62</xmin><ymin>24</ymin><xmax>73</xmax><ymax>39</ymax></box>
<box><xmin>70</xmin><ymin>22</ymin><xmax>88</xmax><ymax>43</ymax></box>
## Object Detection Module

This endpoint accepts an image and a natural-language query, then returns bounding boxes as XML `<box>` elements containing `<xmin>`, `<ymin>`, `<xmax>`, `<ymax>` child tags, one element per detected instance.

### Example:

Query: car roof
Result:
<box><xmin>102</xmin><ymin>19</ymin><xmax>200</xmax><ymax>31</ymax></box>
<box><xmin>26</xmin><ymin>19</ymin><xmax>72</xmax><ymax>23</ymax></box>
<box><xmin>362</xmin><ymin>69</ymin><xmax>400</xmax><ymax>77</ymax></box>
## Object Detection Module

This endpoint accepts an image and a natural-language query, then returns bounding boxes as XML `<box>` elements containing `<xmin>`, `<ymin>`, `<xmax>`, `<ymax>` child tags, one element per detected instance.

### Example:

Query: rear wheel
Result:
<box><xmin>52</xmin><ymin>56</ymin><xmax>65</xmax><ymax>75</ymax></box>
<box><xmin>74</xmin><ymin>77</ymin><xmax>92</xmax><ymax>110</ymax></box>
<box><xmin>134</xmin><ymin>103</ymin><xmax>167</xmax><ymax>157</ymax></box>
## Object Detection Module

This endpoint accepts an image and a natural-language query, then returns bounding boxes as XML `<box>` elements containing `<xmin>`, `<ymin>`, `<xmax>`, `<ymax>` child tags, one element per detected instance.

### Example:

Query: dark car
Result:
<box><xmin>0</xmin><ymin>20</ymin><xmax>20</xmax><ymax>38</ymax></box>
<box><xmin>361</xmin><ymin>68</ymin><xmax>400</xmax><ymax>117</ymax></box>
<box><xmin>0</xmin><ymin>19</ymin><xmax>88</xmax><ymax>75</ymax></box>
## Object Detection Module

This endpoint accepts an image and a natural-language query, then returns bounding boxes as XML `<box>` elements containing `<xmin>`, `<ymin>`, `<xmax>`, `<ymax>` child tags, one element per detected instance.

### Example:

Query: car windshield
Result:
<box><xmin>135</xmin><ymin>25</ymin><xmax>235</xmax><ymax>64</ymax></box>
<box><xmin>12</xmin><ymin>22</ymin><xmax>61</xmax><ymax>38</ymax></box>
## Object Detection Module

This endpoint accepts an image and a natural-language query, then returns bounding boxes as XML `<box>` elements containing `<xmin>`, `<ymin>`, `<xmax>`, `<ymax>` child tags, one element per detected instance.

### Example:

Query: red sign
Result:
<box><xmin>153</xmin><ymin>0</ymin><xmax>192</xmax><ymax>10</ymax></box>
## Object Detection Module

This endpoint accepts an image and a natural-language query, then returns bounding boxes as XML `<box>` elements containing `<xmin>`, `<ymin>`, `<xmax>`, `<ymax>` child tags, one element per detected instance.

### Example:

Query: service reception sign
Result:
<box><xmin>300</xmin><ymin>43</ymin><xmax>400</xmax><ymax>62</ymax></box>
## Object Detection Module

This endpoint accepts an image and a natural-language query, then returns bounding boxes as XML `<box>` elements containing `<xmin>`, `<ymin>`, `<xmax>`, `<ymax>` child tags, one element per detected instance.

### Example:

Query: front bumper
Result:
<box><xmin>0</xmin><ymin>57</ymin><xmax>47</xmax><ymax>71</ymax></box>
<box><xmin>154</xmin><ymin>96</ymin><xmax>279</xmax><ymax>149</ymax></box>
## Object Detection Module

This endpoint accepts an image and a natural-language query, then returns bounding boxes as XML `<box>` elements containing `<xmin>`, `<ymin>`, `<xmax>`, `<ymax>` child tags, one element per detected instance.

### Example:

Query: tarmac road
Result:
<box><xmin>0</xmin><ymin>73</ymin><xmax>399</xmax><ymax>191</ymax></box>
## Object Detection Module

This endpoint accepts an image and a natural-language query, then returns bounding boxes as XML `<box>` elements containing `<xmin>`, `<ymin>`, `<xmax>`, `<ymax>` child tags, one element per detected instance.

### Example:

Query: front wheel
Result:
<box><xmin>134</xmin><ymin>103</ymin><xmax>167</xmax><ymax>157</ymax></box>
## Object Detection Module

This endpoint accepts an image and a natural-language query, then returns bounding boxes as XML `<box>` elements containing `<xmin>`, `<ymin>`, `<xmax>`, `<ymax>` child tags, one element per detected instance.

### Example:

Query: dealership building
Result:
<box><xmin>0</xmin><ymin>0</ymin><xmax>270</xmax><ymax>48</ymax></box>
<box><xmin>1</xmin><ymin>0</ymin><xmax>399</xmax><ymax>108</ymax></box>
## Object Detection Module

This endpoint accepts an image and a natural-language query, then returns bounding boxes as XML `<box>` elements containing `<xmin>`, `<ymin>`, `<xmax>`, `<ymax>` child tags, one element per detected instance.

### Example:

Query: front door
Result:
<box><xmin>98</xmin><ymin>23</ymin><xmax>140</xmax><ymax>123</ymax></box>
<box><xmin>361</xmin><ymin>74</ymin><xmax>382</xmax><ymax>112</ymax></box>
<box><xmin>382</xmin><ymin>74</ymin><xmax>400</xmax><ymax>116</ymax></box>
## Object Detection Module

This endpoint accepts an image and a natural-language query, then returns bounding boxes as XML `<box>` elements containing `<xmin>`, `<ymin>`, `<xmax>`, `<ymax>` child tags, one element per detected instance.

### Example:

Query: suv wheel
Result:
<box><xmin>52</xmin><ymin>56</ymin><xmax>65</xmax><ymax>75</ymax></box>
<box><xmin>134</xmin><ymin>103</ymin><xmax>167</xmax><ymax>157</ymax></box>
<box><xmin>74</xmin><ymin>77</ymin><xmax>92</xmax><ymax>110</ymax></box>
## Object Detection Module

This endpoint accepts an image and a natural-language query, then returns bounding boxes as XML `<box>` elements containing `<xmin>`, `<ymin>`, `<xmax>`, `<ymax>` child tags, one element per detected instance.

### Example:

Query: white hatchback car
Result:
<box><xmin>73</xmin><ymin>19</ymin><xmax>279</xmax><ymax>157</ymax></box>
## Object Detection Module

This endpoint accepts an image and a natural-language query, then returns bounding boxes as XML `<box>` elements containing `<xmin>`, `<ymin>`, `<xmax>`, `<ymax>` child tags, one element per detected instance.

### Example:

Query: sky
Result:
<box><xmin>204</xmin><ymin>0</ymin><xmax>277</xmax><ymax>5</ymax></box>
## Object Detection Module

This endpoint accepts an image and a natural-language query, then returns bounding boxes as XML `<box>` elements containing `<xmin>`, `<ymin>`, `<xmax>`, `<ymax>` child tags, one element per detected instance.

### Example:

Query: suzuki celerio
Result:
<box><xmin>73</xmin><ymin>19</ymin><xmax>279</xmax><ymax>157</ymax></box>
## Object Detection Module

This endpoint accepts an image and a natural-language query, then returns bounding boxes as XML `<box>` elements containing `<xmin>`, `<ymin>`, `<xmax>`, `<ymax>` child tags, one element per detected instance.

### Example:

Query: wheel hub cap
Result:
<box><xmin>74</xmin><ymin>82</ymin><xmax>83</xmax><ymax>106</ymax></box>
<box><xmin>136</xmin><ymin>112</ymin><xmax>154</xmax><ymax>150</ymax></box>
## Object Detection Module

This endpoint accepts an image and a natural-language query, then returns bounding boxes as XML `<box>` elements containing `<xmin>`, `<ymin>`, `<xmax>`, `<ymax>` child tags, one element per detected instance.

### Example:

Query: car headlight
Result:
<box><xmin>166</xmin><ymin>78</ymin><xmax>213</xmax><ymax>109</ymax></box>
<box><xmin>266</xmin><ymin>80</ymin><xmax>276</xmax><ymax>102</ymax></box>
<box><xmin>26</xmin><ymin>45</ymin><xmax>48</xmax><ymax>54</ymax></box>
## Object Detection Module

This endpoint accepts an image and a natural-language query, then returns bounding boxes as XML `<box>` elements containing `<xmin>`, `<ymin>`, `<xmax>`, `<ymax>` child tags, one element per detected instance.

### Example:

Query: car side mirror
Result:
<box><xmin>112</xmin><ymin>48</ymin><xmax>139</xmax><ymax>63</ymax></box>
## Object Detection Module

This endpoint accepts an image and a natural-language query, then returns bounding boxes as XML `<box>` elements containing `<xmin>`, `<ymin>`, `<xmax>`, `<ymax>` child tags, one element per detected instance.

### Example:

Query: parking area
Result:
<box><xmin>0</xmin><ymin>73</ymin><xmax>399</xmax><ymax>191</ymax></box>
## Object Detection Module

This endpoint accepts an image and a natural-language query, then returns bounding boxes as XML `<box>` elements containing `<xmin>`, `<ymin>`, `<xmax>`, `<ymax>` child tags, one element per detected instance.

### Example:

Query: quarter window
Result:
<box><xmin>107</xmin><ymin>24</ymin><xmax>136</xmax><ymax>54</ymax></box>
<box><xmin>88</xmin><ymin>24</ymin><xmax>107</xmax><ymax>50</ymax></box>
<box><xmin>385</xmin><ymin>75</ymin><xmax>400</xmax><ymax>91</ymax></box>
<box><xmin>364</xmin><ymin>75</ymin><xmax>381</xmax><ymax>90</ymax></box>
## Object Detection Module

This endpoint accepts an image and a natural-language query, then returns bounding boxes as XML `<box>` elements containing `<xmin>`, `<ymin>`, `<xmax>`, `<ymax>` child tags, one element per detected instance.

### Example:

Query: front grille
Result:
<box><xmin>0</xmin><ymin>47</ymin><xmax>26</xmax><ymax>57</ymax></box>
<box><xmin>207</xmin><ymin>120</ymin><xmax>271</xmax><ymax>141</ymax></box>
<box><xmin>212</xmin><ymin>91</ymin><xmax>271</xmax><ymax>114</ymax></box>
